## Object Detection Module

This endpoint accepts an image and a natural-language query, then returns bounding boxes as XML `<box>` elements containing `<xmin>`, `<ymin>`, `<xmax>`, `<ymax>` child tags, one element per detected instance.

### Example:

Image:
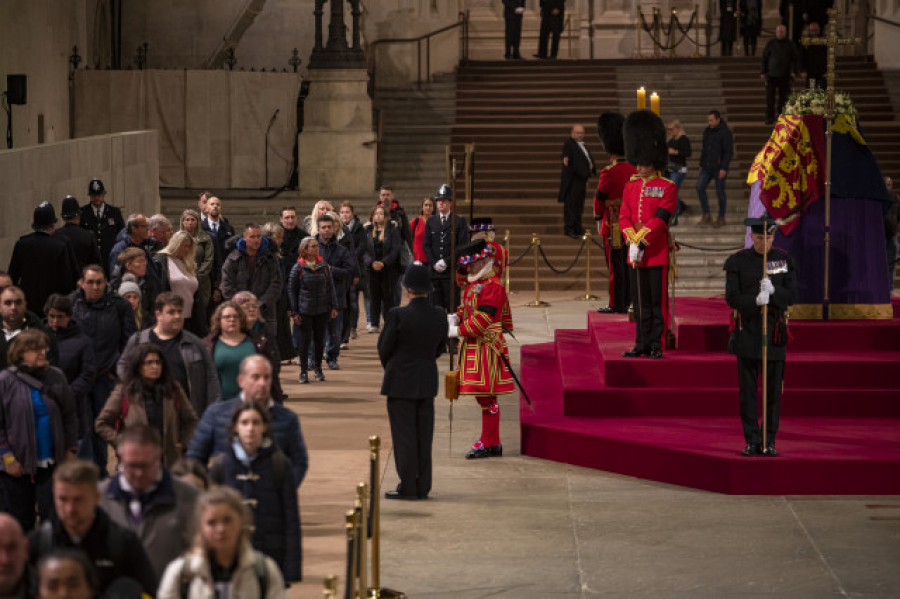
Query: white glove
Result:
<box><xmin>514</xmin><ymin>6</ymin><xmax>525</xmax><ymax>14</ymax></box>
<box><xmin>756</xmin><ymin>291</ymin><xmax>770</xmax><ymax>306</ymax></box>
<box><xmin>760</xmin><ymin>278</ymin><xmax>775</xmax><ymax>295</ymax></box>
<box><xmin>447</xmin><ymin>313</ymin><xmax>460</xmax><ymax>327</ymax></box>
<box><xmin>628</xmin><ymin>244</ymin><xmax>640</xmax><ymax>263</ymax></box>
<box><xmin>447</xmin><ymin>325</ymin><xmax>459</xmax><ymax>338</ymax></box>
<box><xmin>434</xmin><ymin>259</ymin><xmax>447</xmax><ymax>273</ymax></box>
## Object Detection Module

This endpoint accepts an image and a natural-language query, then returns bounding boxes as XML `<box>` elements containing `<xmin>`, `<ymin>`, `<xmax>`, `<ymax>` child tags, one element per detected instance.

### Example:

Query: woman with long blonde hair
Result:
<box><xmin>665</xmin><ymin>118</ymin><xmax>692</xmax><ymax>225</ymax></box>
<box><xmin>181</xmin><ymin>209</ymin><xmax>215</xmax><ymax>320</ymax></box>
<box><xmin>154</xmin><ymin>230</ymin><xmax>203</xmax><ymax>334</ymax></box>
<box><xmin>302</xmin><ymin>200</ymin><xmax>334</xmax><ymax>236</ymax></box>
<box><xmin>157</xmin><ymin>486</ymin><xmax>286</xmax><ymax>598</ymax></box>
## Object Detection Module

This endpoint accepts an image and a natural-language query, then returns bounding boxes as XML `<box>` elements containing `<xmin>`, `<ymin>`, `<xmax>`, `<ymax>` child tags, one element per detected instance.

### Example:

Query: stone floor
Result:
<box><xmin>285</xmin><ymin>291</ymin><xmax>900</xmax><ymax>599</ymax></box>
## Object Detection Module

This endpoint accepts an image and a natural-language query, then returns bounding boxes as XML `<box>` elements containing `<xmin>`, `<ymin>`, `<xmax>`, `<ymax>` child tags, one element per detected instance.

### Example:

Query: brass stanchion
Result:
<box><xmin>356</xmin><ymin>484</ymin><xmax>369</xmax><ymax>598</ymax></box>
<box><xmin>324</xmin><ymin>575</ymin><xmax>338</xmax><ymax>599</ymax></box>
<box><xmin>524</xmin><ymin>234</ymin><xmax>550</xmax><ymax>307</ymax></box>
<box><xmin>576</xmin><ymin>230</ymin><xmax>598</xmax><ymax>301</ymax></box>
<box><xmin>503</xmin><ymin>229</ymin><xmax>511</xmax><ymax>294</ymax></box>
<box><xmin>344</xmin><ymin>511</ymin><xmax>359</xmax><ymax>599</ymax></box>
<box><xmin>368</xmin><ymin>437</ymin><xmax>380</xmax><ymax>595</ymax></box>
<box><xmin>693</xmin><ymin>6</ymin><xmax>701</xmax><ymax>58</ymax></box>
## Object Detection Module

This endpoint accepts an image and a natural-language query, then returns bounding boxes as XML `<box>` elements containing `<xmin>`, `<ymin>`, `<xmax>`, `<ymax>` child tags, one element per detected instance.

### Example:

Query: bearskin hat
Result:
<box><xmin>596</xmin><ymin>112</ymin><xmax>625</xmax><ymax>156</ymax></box>
<box><xmin>624</xmin><ymin>110</ymin><xmax>667</xmax><ymax>172</ymax></box>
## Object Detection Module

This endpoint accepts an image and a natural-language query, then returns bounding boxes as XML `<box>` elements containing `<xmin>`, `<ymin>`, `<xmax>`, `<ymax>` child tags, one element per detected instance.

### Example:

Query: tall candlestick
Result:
<box><xmin>650</xmin><ymin>92</ymin><xmax>660</xmax><ymax>115</ymax></box>
<box><xmin>637</xmin><ymin>87</ymin><xmax>646</xmax><ymax>110</ymax></box>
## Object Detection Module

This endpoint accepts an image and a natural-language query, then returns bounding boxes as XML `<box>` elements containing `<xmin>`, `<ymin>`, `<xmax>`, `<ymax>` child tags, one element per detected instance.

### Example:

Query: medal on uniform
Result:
<box><xmin>767</xmin><ymin>260</ymin><xmax>788</xmax><ymax>275</ymax></box>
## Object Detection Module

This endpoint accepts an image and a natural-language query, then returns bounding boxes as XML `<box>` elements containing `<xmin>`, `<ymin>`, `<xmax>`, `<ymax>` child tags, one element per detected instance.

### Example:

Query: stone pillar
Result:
<box><xmin>300</xmin><ymin>0</ymin><xmax>374</xmax><ymax>197</ymax></box>
<box><xmin>297</xmin><ymin>69</ymin><xmax>375</xmax><ymax>198</ymax></box>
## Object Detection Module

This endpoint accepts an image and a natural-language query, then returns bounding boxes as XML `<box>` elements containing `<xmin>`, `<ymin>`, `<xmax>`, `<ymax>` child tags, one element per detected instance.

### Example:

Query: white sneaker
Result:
<box><xmin>366</xmin><ymin>324</ymin><xmax>376</xmax><ymax>333</ymax></box>
<box><xmin>340</xmin><ymin>342</ymin><xmax>349</xmax><ymax>350</ymax></box>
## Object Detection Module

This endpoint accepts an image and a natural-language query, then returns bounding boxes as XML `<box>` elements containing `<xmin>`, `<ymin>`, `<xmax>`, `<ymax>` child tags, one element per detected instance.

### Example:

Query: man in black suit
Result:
<box><xmin>558</xmin><ymin>123</ymin><xmax>596</xmax><ymax>238</ymax></box>
<box><xmin>56</xmin><ymin>195</ymin><xmax>100</xmax><ymax>273</ymax></box>
<box><xmin>201</xmin><ymin>195</ymin><xmax>236</xmax><ymax>298</ymax></box>
<box><xmin>378</xmin><ymin>262</ymin><xmax>447</xmax><ymax>500</ymax></box>
<box><xmin>79</xmin><ymin>179</ymin><xmax>125</xmax><ymax>276</ymax></box>
<box><xmin>423</xmin><ymin>184</ymin><xmax>469</xmax><ymax>312</ymax></box>
<box><xmin>503</xmin><ymin>0</ymin><xmax>526</xmax><ymax>59</ymax></box>
<box><xmin>535</xmin><ymin>0</ymin><xmax>565</xmax><ymax>59</ymax></box>
<box><xmin>7</xmin><ymin>203</ymin><xmax>80</xmax><ymax>314</ymax></box>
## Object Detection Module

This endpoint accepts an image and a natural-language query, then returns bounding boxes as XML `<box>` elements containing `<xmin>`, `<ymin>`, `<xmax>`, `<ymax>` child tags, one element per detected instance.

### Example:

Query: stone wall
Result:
<box><xmin>0</xmin><ymin>131</ymin><xmax>159</xmax><ymax>268</ymax></box>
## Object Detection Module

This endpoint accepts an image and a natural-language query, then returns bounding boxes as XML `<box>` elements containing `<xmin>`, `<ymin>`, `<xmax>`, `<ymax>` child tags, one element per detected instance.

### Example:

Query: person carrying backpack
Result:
<box><xmin>157</xmin><ymin>485</ymin><xmax>285</xmax><ymax>599</ymax></box>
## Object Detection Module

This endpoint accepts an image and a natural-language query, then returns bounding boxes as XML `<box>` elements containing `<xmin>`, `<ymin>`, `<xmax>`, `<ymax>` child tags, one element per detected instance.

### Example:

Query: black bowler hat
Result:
<box><xmin>32</xmin><ymin>202</ymin><xmax>58</xmax><ymax>230</ymax></box>
<box><xmin>744</xmin><ymin>215</ymin><xmax>779</xmax><ymax>235</ymax></box>
<box><xmin>61</xmin><ymin>195</ymin><xmax>80</xmax><ymax>218</ymax></box>
<box><xmin>402</xmin><ymin>261</ymin><xmax>433</xmax><ymax>294</ymax></box>
<box><xmin>88</xmin><ymin>179</ymin><xmax>106</xmax><ymax>196</ymax></box>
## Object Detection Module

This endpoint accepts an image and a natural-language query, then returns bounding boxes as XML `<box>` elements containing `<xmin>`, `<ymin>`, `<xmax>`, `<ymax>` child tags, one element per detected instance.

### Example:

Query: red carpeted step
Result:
<box><xmin>521</xmin><ymin>413</ymin><xmax>900</xmax><ymax>495</ymax></box>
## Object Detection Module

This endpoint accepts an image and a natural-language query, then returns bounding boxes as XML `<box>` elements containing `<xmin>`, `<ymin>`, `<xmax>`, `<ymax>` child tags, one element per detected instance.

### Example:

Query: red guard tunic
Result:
<box><xmin>619</xmin><ymin>174</ymin><xmax>678</xmax><ymax>267</ymax></box>
<box><xmin>456</xmin><ymin>275</ymin><xmax>514</xmax><ymax>396</ymax></box>
<box><xmin>594</xmin><ymin>160</ymin><xmax>637</xmax><ymax>236</ymax></box>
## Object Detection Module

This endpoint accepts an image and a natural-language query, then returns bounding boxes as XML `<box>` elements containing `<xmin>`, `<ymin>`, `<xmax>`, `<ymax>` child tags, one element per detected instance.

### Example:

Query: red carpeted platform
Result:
<box><xmin>519</xmin><ymin>297</ymin><xmax>900</xmax><ymax>495</ymax></box>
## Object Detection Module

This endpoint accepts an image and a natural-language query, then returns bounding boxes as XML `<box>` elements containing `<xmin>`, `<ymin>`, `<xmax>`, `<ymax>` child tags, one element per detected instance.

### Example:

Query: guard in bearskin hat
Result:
<box><xmin>447</xmin><ymin>239</ymin><xmax>514</xmax><ymax>459</ymax></box>
<box><xmin>594</xmin><ymin>112</ymin><xmax>637</xmax><ymax>314</ymax></box>
<box><xmin>619</xmin><ymin>110</ymin><xmax>677</xmax><ymax>359</ymax></box>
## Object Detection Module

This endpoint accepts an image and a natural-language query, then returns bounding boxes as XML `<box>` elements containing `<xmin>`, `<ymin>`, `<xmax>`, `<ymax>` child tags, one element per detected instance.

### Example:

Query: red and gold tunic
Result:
<box><xmin>619</xmin><ymin>174</ymin><xmax>677</xmax><ymax>268</ymax></box>
<box><xmin>594</xmin><ymin>159</ymin><xmax>637</xmax><ymax>237</ymax></box>
<box><xmin>456</xmin><ymin>275</ymin><xmax>514</xmax><ymax>396</ymax></box>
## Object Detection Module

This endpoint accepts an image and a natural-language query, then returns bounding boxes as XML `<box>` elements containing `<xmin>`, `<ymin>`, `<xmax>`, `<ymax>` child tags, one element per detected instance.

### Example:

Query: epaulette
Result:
<box><xmin>658</xmin><ymin>176</ymin><xmax>675</xmax><ymax>184</ymax></box>
<box><xmin>602</xmin><ymin>164</ymin><xmax>612</xmax><ymax>172</ymax></box>
<box><xmin>629</xmin><ymin>174</ymin><xmax>642</xmax><ymax>181</ymax></box>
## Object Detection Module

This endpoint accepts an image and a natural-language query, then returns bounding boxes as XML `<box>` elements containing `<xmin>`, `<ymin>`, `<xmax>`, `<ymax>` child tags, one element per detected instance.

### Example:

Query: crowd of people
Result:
<box><xmin>0</xmin><ymin>172</ymin><xmax>525</xmax><ymax>596</ymax></box>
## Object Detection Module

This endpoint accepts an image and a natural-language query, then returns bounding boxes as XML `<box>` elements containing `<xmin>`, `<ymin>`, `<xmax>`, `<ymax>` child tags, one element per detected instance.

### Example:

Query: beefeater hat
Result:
<box><xmin>597</xmin><ymin>112</ymin><xmax>626</xmax><ymax>156</ymax></box>
<box><xmin>624</xmin><ymin>110</ymin><xmax>667</xmax><ymax>172</ymax></box>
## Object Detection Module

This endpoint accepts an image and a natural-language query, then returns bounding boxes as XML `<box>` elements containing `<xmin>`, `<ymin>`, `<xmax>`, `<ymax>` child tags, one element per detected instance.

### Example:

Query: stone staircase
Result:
<box><xmin>374</xmin><ymin>75</ymin><xmax>457</xmax><ymax>205</ymax></box>
<box><xmin>449</xmin><ymin>56</ymin><xmax>900</xmax><ymax>295</ymax></box>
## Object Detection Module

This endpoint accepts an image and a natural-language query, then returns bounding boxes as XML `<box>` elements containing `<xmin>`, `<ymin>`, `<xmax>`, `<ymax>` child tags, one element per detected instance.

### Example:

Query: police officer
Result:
<box><xmin>724</xmin><ymin>216</ymin><xmax>796</xmax><ymax>456</ymax></box>
<box><xmin>423</xmin><ymin>184</ymin><xmax>469</xmax><ymax>312</ymax></box>
<box><xmin>79</xmin><ymin>179</ymin><xmax>125</xmax><ymax>275</ymax></box>
<box><xmin>378</xmin><ymin>262</ymin><xmax>447</xmax><ymax>499</ymax></box>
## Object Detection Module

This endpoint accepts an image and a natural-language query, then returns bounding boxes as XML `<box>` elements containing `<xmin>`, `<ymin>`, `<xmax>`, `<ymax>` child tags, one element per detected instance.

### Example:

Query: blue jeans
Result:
<box><xmin>696</xmin><ymin>168</ymin><xmax>727</xmax><ymax>218</ymax></box>
<box><xmin>668</xmin><ymin>169</ymin><xmax>687</xmax><ymax>215</ymax></box>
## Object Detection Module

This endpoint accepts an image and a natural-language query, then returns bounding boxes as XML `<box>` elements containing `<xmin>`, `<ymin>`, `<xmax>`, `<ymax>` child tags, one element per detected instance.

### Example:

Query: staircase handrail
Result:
<box><xmin>368</xmin><ymin>11</ymin><xmax>469</xmax><ymax>96</ymax></box>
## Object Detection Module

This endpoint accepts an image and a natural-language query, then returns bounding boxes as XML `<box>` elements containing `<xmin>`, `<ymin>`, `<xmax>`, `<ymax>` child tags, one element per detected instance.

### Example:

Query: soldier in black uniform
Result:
<box><xmin>56</xmin><ymin>196</ymin><xmax>100</xmax><ymax>273</ymax></box>
<box><xmin>79</xmin><ymin>179</ymin><xmax>125</xmax><ymax>276</ymax></box>
<box><xmin>724</xmin><ymin>216</ymin><xmax>796</xmax><ymax>457</ymax></box>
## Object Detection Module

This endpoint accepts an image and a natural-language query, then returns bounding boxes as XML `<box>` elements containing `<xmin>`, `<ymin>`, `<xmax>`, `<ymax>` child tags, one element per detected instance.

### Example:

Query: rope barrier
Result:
<box><xmin>507</xmin><ymin>241</ymin><xmax>535</xmax><ymax>267</ymax></box>
<box><xmin>538</xmin><ymin>238</ymin><xmax>586</xmax><ymax>274</ymax></box>
<box><xmin>675</xmin><ymin>241</ymin><xmax>745</xmax><ymax>251</ymax></box>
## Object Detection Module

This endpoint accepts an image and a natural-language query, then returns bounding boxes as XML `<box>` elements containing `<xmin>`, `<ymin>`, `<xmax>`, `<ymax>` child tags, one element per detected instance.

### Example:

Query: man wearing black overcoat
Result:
<box><xmin>558</xmin><ymin>123</ymin><xmax>596</xmax><ymax>238</ymax></box>
<box><xmin>377</xmin><ymin>262</ymin><xmax>447</xmax><ymax>500</ymax></box>
<box><xmin>725</xmin><ymin>216</ymin><xmax>796</xmax><ymax>457</ymax></box>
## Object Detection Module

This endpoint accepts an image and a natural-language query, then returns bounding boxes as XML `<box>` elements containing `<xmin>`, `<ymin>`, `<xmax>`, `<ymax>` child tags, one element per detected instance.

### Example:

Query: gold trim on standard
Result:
<box><xmin>789</xmin><ymin>303</ymin><xmax>893</xmax><ymax>320</ymax></box>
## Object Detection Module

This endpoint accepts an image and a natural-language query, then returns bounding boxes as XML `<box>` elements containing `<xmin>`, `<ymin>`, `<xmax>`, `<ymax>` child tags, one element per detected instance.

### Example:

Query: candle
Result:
<box><xmin>637</xmin><ymin>87</ymin><xmax>646</xmax><ymax>110</ymax></box>
<box><xmin>650</xmin><ymin>92</ymin><xmax>660</xmax><ymax>115</ymax></box>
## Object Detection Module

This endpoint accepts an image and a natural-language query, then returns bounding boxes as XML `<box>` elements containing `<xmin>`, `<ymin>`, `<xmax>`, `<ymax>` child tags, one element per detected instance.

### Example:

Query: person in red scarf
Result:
<box><xmin>287</xmin><ymin>237</ymin><xmax>337</xmax><ymax>383</ymax></box>
<box><xmin>447</xmin><ymin>239</ymin><xmax>514</xmax><ymax>459</ymax></box>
